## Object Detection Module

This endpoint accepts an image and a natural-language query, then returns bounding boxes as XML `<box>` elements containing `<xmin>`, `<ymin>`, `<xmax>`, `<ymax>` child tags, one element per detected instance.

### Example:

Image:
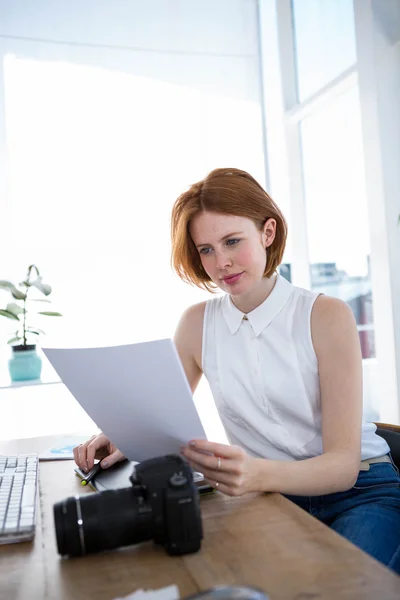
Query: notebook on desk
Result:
<box><xmin>74</xmin><ymin>460</ymin><xmax>214</xmax><ymax>495</ymax></box>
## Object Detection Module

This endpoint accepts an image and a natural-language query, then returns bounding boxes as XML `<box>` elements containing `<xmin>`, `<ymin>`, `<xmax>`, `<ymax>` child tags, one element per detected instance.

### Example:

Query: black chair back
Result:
<box><xmin>375</xmin><ymin>426</ymin><xmax>400</xmax><ymax>471</ymax></box>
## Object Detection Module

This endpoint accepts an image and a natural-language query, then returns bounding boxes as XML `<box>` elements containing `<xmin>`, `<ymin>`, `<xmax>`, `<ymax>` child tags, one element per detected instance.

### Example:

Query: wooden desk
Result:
<box><xmin>1</xmin><ymin>437</ymin><xmax>399</xmax><ymax>600</ymax></box>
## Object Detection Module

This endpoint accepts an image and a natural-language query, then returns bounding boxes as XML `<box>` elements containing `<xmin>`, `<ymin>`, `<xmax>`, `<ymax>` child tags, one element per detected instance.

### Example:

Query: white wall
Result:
<box><xmin>0</xmin><ymin>0</ymin><xmax>260</xmax><ymax>100</ymax></box>
<box><xmin>354</xmin><ymin>0</ymin><xmax>400</xmax><ymax>423</ymax></box>
<box><xmin>0</xmin><ymin>0</ymin><xmax>264</xmax><ymax>347</ymax></box>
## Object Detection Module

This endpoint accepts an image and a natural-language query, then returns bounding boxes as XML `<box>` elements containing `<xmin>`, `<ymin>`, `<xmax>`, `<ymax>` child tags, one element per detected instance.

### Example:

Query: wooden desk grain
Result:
<box><xmin>0</xmin><ymin>436</ymin><xmax>399</xmax><ymax>600</ymax></box>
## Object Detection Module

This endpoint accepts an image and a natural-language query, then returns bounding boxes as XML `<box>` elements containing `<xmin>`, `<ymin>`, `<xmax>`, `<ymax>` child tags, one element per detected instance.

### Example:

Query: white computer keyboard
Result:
<box><xmin>0</xmin><ymin>454</ymin><xmax>39</xmax><ymax>544</ymax></box>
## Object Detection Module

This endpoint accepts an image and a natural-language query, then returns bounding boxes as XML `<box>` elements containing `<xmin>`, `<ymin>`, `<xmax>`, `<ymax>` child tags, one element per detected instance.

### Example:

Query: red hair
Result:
<box><xmin>171</xmin><ymin>168</ymin><xmax>288</xmax><ymax>292</ymax></box>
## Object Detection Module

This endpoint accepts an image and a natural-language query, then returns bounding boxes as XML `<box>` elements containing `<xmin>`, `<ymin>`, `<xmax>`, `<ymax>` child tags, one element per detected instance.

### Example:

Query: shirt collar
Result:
<box><xmin>221</xmin><ymin>274</ymin><xmax>293</xmax><ymax>336</ymax></box>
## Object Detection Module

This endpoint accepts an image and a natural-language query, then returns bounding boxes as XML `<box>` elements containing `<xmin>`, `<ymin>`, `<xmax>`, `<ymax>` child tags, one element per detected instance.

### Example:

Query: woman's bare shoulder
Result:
<box><xmin>311</xmin><ymin>294</ymin><xmax>358</xmax><ymax>354</ymax></box>
<box><xmin>176</xmin><ymin>301</ymin><xmax>207</xmax><ymax>334</ymax></box>
<box><xmin>174</xmin><ymin>302</ymin><xmax>207</xmax><ymax>375</ymax></box>
<box><xmin>312</xmin><ymin>294</ymin><xmax>354</xmax><ymax>326</ymax></box>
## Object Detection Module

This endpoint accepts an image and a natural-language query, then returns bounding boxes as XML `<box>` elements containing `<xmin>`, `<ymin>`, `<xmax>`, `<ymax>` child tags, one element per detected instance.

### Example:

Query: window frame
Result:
<box><xmin>258</xmin><ymin>0</ymin><xmax>400</xmax><ymax>422</ymax></box>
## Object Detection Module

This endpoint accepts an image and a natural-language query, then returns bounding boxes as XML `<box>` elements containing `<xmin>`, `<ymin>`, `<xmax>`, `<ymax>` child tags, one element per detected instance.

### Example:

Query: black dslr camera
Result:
<box><xmin>53</xmin><ymin>455</ymin><xmax>203</xmax><ymax>557</ymax></box>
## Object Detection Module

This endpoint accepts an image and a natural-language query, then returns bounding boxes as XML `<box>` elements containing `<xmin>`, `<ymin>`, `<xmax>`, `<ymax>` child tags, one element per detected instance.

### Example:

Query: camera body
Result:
<box><xmin>54</xmin><ymin>454</ymin><xmax>203</xmax><ymax>557</ymax></box>
<box><xmin>131</xmin><ymin>454</ymin><xmax>203</xmax><ymax>555</ymax></box>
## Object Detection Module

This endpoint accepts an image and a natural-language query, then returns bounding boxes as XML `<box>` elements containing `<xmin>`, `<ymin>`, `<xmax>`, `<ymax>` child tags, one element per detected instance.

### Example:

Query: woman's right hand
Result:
<box><xmin>73</xmin><ymin>432</ymin><xmax>126</xmax><ymax>472</ymax></box>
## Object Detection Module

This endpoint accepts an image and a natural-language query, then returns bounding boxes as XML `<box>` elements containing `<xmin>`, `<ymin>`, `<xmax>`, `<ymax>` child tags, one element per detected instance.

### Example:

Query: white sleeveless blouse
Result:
<box><xmin>202</xmin><ymin>274</ymin><xmax>389</xmax><ymax>462</ymax></box>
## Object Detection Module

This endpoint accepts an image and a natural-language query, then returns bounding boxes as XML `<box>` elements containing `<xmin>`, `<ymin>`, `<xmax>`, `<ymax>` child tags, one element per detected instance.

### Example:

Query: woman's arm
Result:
<box><xmin>173</xmin><ymin>302</ymin><xmax>205</xmax><ymax>394</ymax></box>
<box><xmin>182</xmin><ymin>296</ymin><xmax>363</xmax><ymax>496</ymax></box>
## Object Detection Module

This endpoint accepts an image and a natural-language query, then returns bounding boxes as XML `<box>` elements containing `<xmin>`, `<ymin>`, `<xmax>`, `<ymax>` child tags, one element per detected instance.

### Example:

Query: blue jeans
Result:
<box><xmin>284</xmin><ymin>456</ymin><xmax>400</xmax><ymax>575</ymax></box>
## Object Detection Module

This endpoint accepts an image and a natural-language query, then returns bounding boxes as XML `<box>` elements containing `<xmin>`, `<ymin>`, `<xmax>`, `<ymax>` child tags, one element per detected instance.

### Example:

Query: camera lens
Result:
<box><xmin>54</xmin><ymin>487</ymin><xmax>152</xmax><ymax>557</ymax></box>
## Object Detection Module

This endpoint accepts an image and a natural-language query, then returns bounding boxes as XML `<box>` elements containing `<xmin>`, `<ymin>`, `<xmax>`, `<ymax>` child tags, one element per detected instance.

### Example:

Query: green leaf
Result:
<box><xmin>31</xmin><ymin>298</ymin><xmax>51</xmax><ymax>303</ymax></box>
<box><xmin>38</xmin><ymin>311</ymin><xmax>62</xmax><ymax>316</ymax></box>
<box><xmin>7</xmin><ymin>336</ymin><xmax>22</xmax><ymax>345</ymax></box>
<box><xmin>0</xmin><ymin>309</ymin><xmax>20</xmax><ymax>321</ymax></box>
<box><xmin>6</xmin><ymin>302</ymin><xmax>25</xmax><ymax>316</ymax></box>
<box><xmin>23</xmin><ymin>275</ymin><xmax>41</xmax><ymax>288</ymax></box>
<box><xmin>27</xmin><ymin>265</ymin><xmax>40</xmax><ymax>280</ymax></box>
<box><xmin>26</xmin><ymin>327</ymin><xmax>45</xmax><ymax>334</ymax></box>
<box><xmin>31</xmin><ymin>282</ymin><xmax>52</xmax><ymax>296</ymax></box>
<box><xmin>0</xmin><ymin>280</ymin><xmax>15</xmax><ymax>290</ymax></box>
<box><xmin>12</xmin><ymin>290</ymin><xmax>27</xmax><ymax>300</ymax></box>
<box><xmin>0</xmin><ymin>280</ymin><xmax>26</xmax><ymax>299</ymax></box>
<box><xmin>26</xmin><ymin>330</ymin><xmax>41</xmax><ymax>336</ymax></box>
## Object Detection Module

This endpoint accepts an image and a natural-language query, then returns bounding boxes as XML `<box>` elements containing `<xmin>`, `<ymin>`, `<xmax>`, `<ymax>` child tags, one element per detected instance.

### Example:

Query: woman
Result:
<box><xmin>74</xmin><ymin>168</ymin><xmax>400</xmax><ymax>573</ymax></box>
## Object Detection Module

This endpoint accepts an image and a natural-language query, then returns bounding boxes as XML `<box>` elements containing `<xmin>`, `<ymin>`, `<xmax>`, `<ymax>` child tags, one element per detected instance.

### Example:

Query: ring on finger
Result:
<box><xmin>216</xmin><ymin>456</ymin><xmax>221</xmax><ymax>471</ymax></box>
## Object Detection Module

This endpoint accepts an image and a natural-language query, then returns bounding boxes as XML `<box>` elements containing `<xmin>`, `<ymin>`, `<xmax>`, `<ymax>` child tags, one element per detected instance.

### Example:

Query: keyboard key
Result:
<box><xmin>18</xmin><ymin>525</ymin><xmax>34</xmax><ymax>534</ymax></box>
<box><xmin>21</xmin><ymin>484</ymin><xmax>36</xmax><ymax>508</ymax></box>
<box><xmin>21</xmin><ymin>506</ymin><xmax>35</xmax><ymax>516</ymax></box>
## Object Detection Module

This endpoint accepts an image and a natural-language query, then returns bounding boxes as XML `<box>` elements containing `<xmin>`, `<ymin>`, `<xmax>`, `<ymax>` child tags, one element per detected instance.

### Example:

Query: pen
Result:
<box><xmin>81</xmin><ymin>461</ymin><xmax>103</xmax><ymax>486</ymax></box>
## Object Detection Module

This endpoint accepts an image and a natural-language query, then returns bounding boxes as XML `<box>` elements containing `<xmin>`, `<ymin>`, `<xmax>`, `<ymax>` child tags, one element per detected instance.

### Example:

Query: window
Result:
<box><xmin>300</xmin><ymin>86</ymin><xmax>374</xmax><ymax>358</ymax></box>
<box><xmin>259</xmin><ymin>0</ymin><xmax>377</xmax><ymax>387</ymax></box>
<box><xmin>292</xmin><ymin>0</ymin><xmax>357</xmax><ymax>101</ymax></box>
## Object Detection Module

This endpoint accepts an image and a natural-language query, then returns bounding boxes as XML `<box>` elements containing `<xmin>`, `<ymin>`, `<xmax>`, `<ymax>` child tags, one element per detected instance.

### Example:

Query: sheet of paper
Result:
<box><xmin>43</xmin><ymin>339</ymin><xmax>206</xmax><ymax>462</ymax></box>
<box><xmin>113</xmin><ymin>585</ymin><xmax>180</xmax><ymax>600</ymax></box>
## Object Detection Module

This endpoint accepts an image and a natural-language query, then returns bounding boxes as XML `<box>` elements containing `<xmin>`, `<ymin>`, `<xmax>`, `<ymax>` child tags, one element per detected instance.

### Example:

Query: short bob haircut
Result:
<box><xmin>171</xmin><ymin>167</ymin><xmax>288</xmax><ymax>293</ymax></box>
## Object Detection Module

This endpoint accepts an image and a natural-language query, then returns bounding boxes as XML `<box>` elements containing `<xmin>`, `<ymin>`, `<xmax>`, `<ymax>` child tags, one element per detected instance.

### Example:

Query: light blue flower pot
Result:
<box><xmin>8</xmin><ymin>345</ymin><xmax>42</xmax><ymax>382</ymax></box>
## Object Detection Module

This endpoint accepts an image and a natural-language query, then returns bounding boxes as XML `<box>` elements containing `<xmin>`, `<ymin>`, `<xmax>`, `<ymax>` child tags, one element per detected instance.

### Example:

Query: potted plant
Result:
<box><xmin>0</xmin><ymin>264</ymin><xmax>62</xmax><ymax>382</ymax></box>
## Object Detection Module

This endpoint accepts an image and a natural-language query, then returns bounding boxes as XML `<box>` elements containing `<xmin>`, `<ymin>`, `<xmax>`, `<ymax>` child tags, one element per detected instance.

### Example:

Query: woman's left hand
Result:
<box><xmin>181</xmin><ymin>439</ymin><xmax>262</xmax><ymax>496</ymax></box>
